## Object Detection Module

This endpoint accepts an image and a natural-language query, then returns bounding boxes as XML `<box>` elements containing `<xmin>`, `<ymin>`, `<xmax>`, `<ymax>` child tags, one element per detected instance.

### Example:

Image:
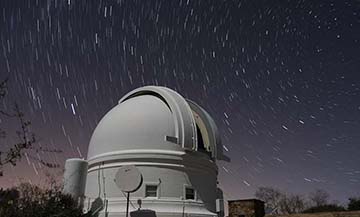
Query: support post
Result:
<box><xmin>126</xmin><ymin>192</ymin><xmax>130</xmax><ymax>217</ymax></box>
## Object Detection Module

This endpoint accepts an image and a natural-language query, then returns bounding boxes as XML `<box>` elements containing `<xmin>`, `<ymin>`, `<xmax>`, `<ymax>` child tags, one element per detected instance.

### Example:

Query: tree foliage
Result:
<box><xmin>309</xmin><ymin>189</ymin><xmax>330</xmax><ymax>207</ymax></box>
<box><xmin>348</xmin><ymin>197</ymin><xmax>360</xmax><ymax>211</ymax></box>
<box><xmin>0</xmin><ymin>79</ymin><xmax>61</xmax><ymax>176</ymax></box>
<box><xmin>254</xmin><ymin>187</ymin><xmax>346</xmax><ymax>215</ymax></box>
<box><xmin>279</xmin><ymin>193</ymin><xmax>305</xmax><ymax>214</ymax></box>
<box><xmin>256</xmin><ymin>187</ymin><xmax>360</xmax><ymax>214</ymax></box>
<box><xmin>255</xmin><ymin>186</ymin><xmax>283</xmax><ymax>214</ymax></box>
<box><xmin>0</xmin><ymin>183</ymin><xmax>84</xmax><ymax>217</ymax></box>
<box><xmin>302</xmin><ymin>204</ymin><xmax>346</xmax><ymax>213</ymax></box>
<box><xmin>255</xmin><ymin>186</ymin><xmax>306</xmax><ymax>214</ymax></box>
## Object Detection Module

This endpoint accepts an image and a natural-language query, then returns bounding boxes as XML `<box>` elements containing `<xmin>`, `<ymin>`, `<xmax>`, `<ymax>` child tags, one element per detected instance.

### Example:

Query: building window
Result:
<box><xmin>145</xmin><ymin>185</ymin><xmax>157</xmax><ymax>197</ymax></box>
<box><xmin>185</xmin><ymin>187</ymin><xmax>195</xmax><ymax>200</ymax></box>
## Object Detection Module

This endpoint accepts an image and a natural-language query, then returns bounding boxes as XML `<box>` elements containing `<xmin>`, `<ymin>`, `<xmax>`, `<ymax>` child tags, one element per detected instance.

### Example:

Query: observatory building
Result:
<box><xmin>63</xmin><ymin>86</ymin><xmax>229</xmax><ymax>217</ymax></box>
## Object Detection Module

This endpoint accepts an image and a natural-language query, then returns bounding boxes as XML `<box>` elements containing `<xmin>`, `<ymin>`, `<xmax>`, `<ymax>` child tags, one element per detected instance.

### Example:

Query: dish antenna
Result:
<box><xmin>115</xmin><ymin>165</ymin><xmax>143</xmax><ymax>217</ymax></box>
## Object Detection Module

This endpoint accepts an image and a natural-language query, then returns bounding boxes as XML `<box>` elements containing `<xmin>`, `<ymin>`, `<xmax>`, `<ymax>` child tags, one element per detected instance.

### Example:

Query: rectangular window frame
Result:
<box><xmin>145</xmin><ymin>183</ymin><xmax>159</xmax><ymax>198</ymax></box>
<box><xmin>183</xmin><ymin>185</ymin><xmax>196</xmax><ymax>201</ymax></box>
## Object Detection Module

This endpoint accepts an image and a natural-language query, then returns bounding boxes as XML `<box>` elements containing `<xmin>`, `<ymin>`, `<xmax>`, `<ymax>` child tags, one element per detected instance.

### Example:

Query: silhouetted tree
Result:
<box><xmin>302</xmin><ymin>204</ymin><xmax>346</xmax><ymax>213</ymax></box>
<box><xmin>0</xmin><ymin>187</ymin><xmax>20</xmax><ymax>216</ymax></box>
<box><xmin>309</xmin><ymin>189</ymin><xmax>330</xmax><ymax>207</ymax></box>
<box><xmin>279</xmin><ymin>193</ymin><xmax>306</xmax><ymax>214</ymax></box>
<box><xmin>348</xmin><ymin>197</ymin><xmax>360</xmax><ymax>211</ymax></box>
<box><xmin>0</xmin><ymin>183</ymin><xmax>84</xmax><ymax>217</ymax></box>
<box><xmin>0</xmin><ymin>79</ymin><xmax>61</xmax><ymax>176</ymax></box>
<box><xmin>255</xmin><ymin>186</ymin><xmax>283</xmax><ymax>214</ymax></box>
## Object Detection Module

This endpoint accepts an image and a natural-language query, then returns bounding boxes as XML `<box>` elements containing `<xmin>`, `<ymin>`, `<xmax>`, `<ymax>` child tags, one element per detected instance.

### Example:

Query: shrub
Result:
<box><xmin>302</xmin><ymin>204</ymin><xmax>346</xmax><ymax>213</ymax></box>
<box><xmin>348</xmin><ymin>197</ymin><xmax>360</xmax><ymax>211</ymax></box>
<box><xmin>0</xmin><ymin>183</ymin><xmax>84</xmax><ymax>217</ymax></box>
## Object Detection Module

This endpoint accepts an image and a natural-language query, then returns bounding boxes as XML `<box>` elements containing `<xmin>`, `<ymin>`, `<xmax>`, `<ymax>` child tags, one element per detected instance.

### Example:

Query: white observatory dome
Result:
<box><xmin>87</xmin><ymin>86</ymin><xmax>228</xmax><ymax>163</ymax></box>
<box><xmin>87</xmin><ymin>93</ymin><xmax>180</xmax><ymax>158</ymax></box>
<box><xmin>75</xmin><ymin>86</ymin><xmax>229</xmax><ymax>217</ymax></box>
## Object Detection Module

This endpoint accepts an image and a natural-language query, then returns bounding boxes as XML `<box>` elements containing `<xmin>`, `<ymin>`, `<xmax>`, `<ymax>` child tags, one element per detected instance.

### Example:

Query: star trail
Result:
<box><xmin>0</xmin><ymin>0</ymin><xmax>359</xmax><ymax>203</ymax></box>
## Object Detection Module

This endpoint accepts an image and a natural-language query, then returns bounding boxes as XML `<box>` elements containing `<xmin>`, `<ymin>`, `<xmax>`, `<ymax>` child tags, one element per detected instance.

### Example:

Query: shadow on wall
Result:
<box><xmin>183</xmin><ymin>152</ymin><xmax>218</xmax><ymax>213</ymax></box>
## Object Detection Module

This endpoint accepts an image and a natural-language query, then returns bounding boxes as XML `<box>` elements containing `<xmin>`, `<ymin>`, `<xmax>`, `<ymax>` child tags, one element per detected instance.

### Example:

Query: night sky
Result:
<box><xmin>0</xmin><ymin>0</ymin><xmax>359</xmax><ymax>204</ymax></box>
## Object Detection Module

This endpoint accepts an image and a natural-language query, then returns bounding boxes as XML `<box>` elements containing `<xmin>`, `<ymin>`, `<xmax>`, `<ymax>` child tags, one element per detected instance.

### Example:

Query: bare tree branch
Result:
<box><xmin>0</xmin><ymin>79</ymin><xmax>62</xmax><ymax>176</ymax></box>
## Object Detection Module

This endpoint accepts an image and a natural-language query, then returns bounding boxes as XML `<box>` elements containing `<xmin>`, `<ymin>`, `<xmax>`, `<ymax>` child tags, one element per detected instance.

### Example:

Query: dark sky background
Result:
<box><xmin>0</xmin><ymin>0</ymin><xmax>359</xmax><ymax>204</ymax></box>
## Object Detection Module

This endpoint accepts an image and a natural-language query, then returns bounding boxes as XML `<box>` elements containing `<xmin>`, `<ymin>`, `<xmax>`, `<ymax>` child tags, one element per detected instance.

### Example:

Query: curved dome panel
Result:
<box><xmin>119</xmin><ymin>86</ymin><xmax>197</xmax><ymax>150</ymax></box>
<box><xmin>87</xmin><ymin>86</ymin><xmax>229</xmax><ymax>162</ymax></box>
<box><xmin>87</xmin><ymin>94</ymin><xmax>179</xmax><ymax>160</ymax></box>
<box><xmin>82</xmin><ymin>86</ymin><xmax>226</xmax><ymax>217</ymax></box>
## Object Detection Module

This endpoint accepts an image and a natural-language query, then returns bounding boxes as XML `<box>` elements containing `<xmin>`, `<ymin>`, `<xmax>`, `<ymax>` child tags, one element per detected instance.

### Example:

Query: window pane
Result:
<box><xmin>145</xmin><ymin>185</ymin><xmax>157</xmax><ymax>197</ymax></box>
<box><xmin>185</xmin><ymin>187</ymin><xmax>195</xmax><ymax>200</ymax></box>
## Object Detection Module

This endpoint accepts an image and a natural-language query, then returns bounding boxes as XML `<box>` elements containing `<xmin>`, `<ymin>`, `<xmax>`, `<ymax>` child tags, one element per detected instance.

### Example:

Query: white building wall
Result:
<box><xmin>84</xmin><ymin>151</ymin><xmax>218</xmax><ymax>217</ymax></box>
<box><xmin>78</xmin><ymin>86</ymin><xmax>228</xmax><ymax>217</ymax></box>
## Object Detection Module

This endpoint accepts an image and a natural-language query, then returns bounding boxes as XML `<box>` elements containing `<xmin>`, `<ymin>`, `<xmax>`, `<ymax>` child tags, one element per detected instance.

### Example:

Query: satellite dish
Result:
<box><xmin>115</xmin><ymin>165</ymin><xmax>143</xmax><ymax>193</ymax></box>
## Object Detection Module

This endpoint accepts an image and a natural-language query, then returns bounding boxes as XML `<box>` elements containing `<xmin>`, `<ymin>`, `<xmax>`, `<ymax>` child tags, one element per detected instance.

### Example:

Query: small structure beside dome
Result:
<box><xmin>63</xmin><ymin>86</ymin><xmax>229</xmax><ymax>217</ymax></box>
<box><xmin>228</xmin><ymin>199</ymin><xmax>265</xmax><ymax>217</ymax></box>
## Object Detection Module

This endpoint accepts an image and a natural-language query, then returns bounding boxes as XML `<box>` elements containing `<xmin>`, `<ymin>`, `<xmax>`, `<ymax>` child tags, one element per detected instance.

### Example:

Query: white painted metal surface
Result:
<box><xmin>63</xmin><ymin>158</ymin><xmax>88</xmax><ymax>199</ymax></box>
<box><xmin>63</xmin><ymin>86</ymin><xmax>228</xmax><ymax>217</ymax></box>
<box><xmin>115</xmin><ymin>165</ymin><xmax>143</xmax><ymax>193</ymax></box>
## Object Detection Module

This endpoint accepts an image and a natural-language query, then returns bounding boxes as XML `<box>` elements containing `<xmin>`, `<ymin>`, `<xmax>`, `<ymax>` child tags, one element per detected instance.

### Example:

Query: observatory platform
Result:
<box><xmin>63</xmin><ymin>86</ymin><xmax>229</xmax><ymax>217</ymax></box>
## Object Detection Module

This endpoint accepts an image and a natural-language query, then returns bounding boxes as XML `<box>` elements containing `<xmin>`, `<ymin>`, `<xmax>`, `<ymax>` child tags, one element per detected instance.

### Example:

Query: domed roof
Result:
<box><xmin>87</xmin><ymin>86</ymin><xmax>229</xmax><ymax>162</ymax></box>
